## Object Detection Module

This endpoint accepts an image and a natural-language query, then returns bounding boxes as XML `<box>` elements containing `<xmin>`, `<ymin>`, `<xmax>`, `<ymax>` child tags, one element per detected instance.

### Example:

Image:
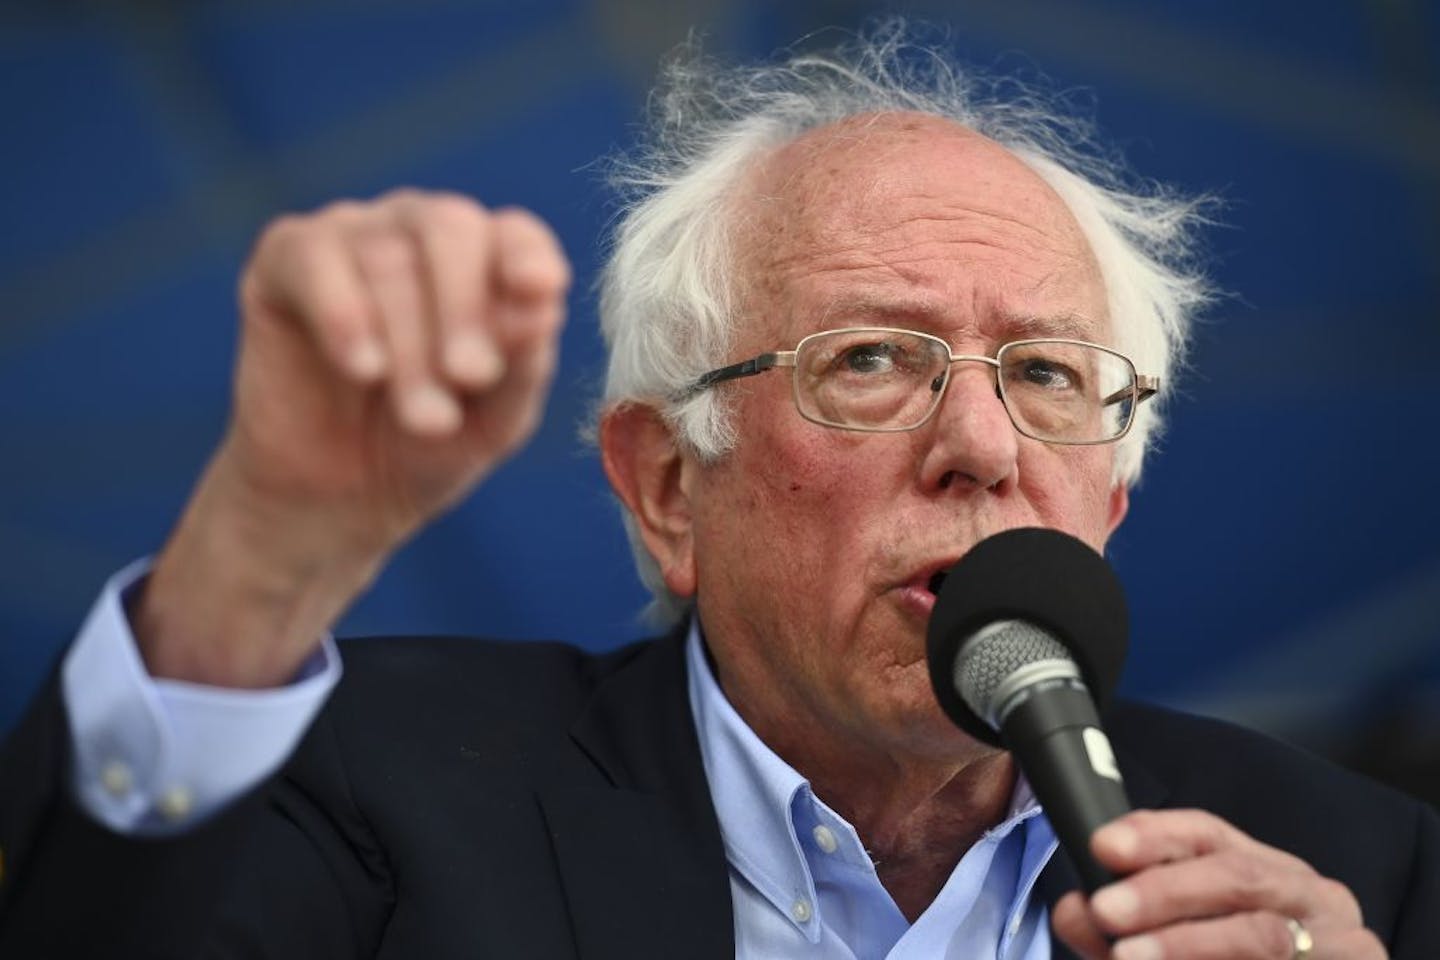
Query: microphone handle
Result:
<box><xmin>1000</xmin><ymin>682</ymin><xmax>1131</xmax><ymax>893</ymax></box>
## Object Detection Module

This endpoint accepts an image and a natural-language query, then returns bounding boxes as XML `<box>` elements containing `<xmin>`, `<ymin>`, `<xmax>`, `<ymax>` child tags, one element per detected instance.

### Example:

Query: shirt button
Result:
<box><xmin>158</xmin><ymin>785</ymin><xmax>193</xmax><ymax>822</ymax></box>
<box><xmin>100</xmin><ymin>760</ymin><xmax>133</xmax><ymax>797</ymax></box>
<box><xmin>812</xmin><ymin>824</ymin><xmax>839</xmax><ymax>854</ymax></box>
<box><xmin>791</xmin><ymin>898</ymin><xmax>812</xmax><ymax>923</ymax></box>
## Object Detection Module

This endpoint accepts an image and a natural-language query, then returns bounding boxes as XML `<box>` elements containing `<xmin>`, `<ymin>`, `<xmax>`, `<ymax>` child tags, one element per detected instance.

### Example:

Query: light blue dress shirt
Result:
<box><xmin>63</xmin><ymin>563</ymin><xmax>1058</xmax><ymax>956</ymax></box>
<box><xmin>62</xmin><ymin>561</ymin><xmax>340</xmax><ymax>834</ymax></box>
<box><xmin>685</xmin><ymin>625</ymin><xmax>1058</xmax><ymax>958</ymax></box>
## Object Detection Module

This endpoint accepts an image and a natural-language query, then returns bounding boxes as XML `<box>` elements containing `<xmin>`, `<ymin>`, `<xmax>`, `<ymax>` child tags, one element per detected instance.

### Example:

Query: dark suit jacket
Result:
<box><xmin>2</xmin><ymin>629</ymin><xmax>1438</xmax><ymax>958</ymax></box>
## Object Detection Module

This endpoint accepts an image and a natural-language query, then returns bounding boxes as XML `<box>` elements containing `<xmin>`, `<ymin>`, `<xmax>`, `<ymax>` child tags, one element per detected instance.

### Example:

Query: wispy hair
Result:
<box><xmin>597</xmin><ymin>21</ymin><xmax>1215</xmax><ymax>622</ymax></box>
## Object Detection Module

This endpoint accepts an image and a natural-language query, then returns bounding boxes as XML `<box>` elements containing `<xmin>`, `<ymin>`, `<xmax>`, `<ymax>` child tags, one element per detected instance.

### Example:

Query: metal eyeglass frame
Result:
<box><xmin>679</xmin><ymin>326</ymin><xmax>1160</xmax><ymax>445</ymax></box>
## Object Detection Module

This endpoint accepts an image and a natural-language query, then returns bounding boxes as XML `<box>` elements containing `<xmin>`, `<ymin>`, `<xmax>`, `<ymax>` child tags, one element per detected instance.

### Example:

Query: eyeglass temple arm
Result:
<box><xmin>1102</xmin><ymin>375</ymin><xmax>1160</xmax><ymax>408</ymax></box>
<box><xmin>680</xmin><ymin>351</ymin><xmax>797</xmax><ymax>399</ymax></box>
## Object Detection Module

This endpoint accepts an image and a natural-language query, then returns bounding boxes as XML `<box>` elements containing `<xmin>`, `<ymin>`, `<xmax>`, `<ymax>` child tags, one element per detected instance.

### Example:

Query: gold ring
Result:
<box><xmin>1286</xmin><ymin>918</ymin><xmax>1314</xmax><ymax>959</ymax></box>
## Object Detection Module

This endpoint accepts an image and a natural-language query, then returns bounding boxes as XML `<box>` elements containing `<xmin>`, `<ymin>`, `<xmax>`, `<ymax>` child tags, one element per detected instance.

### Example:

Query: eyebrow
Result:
<box><xmin>994</xmin><ymin>310</ymin><xmax>1102</xmax><ymax>342</ymax></box>
<box><xmin>814</xmin><ymin>298</ymin><xmax>1104</xmax><ymax>342</ymax></box>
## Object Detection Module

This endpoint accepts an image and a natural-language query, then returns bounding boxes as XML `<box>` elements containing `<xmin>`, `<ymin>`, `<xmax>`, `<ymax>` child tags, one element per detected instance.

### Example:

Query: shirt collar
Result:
<box><xmin>684</xmin><ymin>622</ymin><xmax>1051</xmax><ymax>943</ymax></box>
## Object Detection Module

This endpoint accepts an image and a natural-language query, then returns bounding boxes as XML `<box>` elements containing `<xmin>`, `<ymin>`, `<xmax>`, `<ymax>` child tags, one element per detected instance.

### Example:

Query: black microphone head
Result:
<box><xmin>925</xmin><ymin>527</ymin><xmax>1128</xmax><ymax>746</ymax></box>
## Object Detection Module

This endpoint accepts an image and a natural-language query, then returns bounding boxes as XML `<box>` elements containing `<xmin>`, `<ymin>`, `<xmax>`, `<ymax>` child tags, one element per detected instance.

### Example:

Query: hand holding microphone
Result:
<box><xmin>927</xmin><ymin>529</ymin><xmax>1382</xmax><ymax>960</ymax></box>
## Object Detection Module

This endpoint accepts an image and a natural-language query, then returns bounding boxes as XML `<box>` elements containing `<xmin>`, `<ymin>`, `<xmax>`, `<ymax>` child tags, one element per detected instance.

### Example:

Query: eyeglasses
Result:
<box><xmin>682</xmin><ymin>327</ymin><xmax>1159</xmax><ymax>445</ymax></box>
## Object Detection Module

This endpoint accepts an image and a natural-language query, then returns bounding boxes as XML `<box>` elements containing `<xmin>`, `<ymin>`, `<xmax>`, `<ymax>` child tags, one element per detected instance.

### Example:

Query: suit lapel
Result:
<box><xmin>539</xmin><ymin>629</ymin><xmax>734</xmax><ymax>960</ymax></box>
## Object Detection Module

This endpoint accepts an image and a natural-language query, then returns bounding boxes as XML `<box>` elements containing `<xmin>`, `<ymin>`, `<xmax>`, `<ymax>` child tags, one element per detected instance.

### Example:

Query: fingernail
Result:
<box><xmin>403</xmin><ymin>384</ymin><xmax>462</xmax><ymax>435</ymax></box>
<box><xmin>1091</xmin><ymin>883</ymin><xmax>1139</xmax><ymax>926</ymax></box>
<box><xmin>1114</xmin><ymin>934</ymin><xmax>1163</xmax><ymax>960</ymax></box>
<box><xmin>348</xmin><ymin>340</ymin><xmax>386</xmax><ymax>379</ymax></box>
<box><xmin>1097</xmin><ymin>822</ymin><xmax>1139</xmax><ymax>858</ymax></box>
<box><xmin>445</xmin><ymin>334</ymin><xmax>504</xmax><ymax>385</ymax></box>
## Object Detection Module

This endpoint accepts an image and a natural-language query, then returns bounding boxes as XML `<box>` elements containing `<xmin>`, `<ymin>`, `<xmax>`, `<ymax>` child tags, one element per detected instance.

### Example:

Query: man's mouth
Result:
<box><xmin>927</xmin><ymin>569</ymin><xmax>948</xmax><ymax>597</ymax></box>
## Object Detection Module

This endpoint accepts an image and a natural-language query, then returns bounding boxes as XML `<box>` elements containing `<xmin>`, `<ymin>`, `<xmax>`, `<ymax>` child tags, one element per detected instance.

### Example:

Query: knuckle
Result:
<box><xmin>497</xmin><ymin>236</ymin><xmax>570</xmax><ymax>294</ymax></box>
<box><xmin>491</xmin><ymin>204</ymin><xmax>544</xmax><ymax>232</ymax></box>
<box><xmin>1222</xmin><ymin>853</ymin><xmax>1275</xmax><ymax>905</ymax></box>
<box><xmin>424</xmin><ymin>192</ymin><xmax>487</xmax><ymax>229</ymax></box>
<box><xmin>253</xmin><ymin>213</ymin><xmax>306</xmax><ymax>256</ymax></box>
<box><xmin>1180</xmin><ymin>806</ymin><xmax>1225</xmax><ymax>831</ymax></box>
<box><xmin>1316</xmin><ymin>876</ymin><xmax>1361</xmax><ymax>922</ymax></box>
<box><xmin>495</xmin><ymin>207</ymin><xmax>563</xmax><ymax>252</ymax></box>
<box><xmin>1245</xmin><ymin>913</ymin><xmax>1296</xmax><ymax>957</ymax></box>
<box><xmin>318</xmin><ymin>198</ymin><xmax>366</xmax><ymax>221</ymax></box>
<box><xmin>244</xmin><ymin>216</ymin><xmax>333</xmax><ymax>304</ymax></box>
<box><xmin>1315</xmin><ymin>874</ymin><xmax>1348</xmax><ymax>902</ymax></box>
<box><xmin>355</xmin><ymin>233</ymin><xmax>416</xmax><ymax>275</ymax></box>
<box><xmin>380</xmin><ymin>186</ymin><xmax>428</xmax><ymax>209</ymax></box>
<box><xmin>1183</xmin><ymin>808</ymin><xmax>1232</xmax><ymax>850</ymax></box>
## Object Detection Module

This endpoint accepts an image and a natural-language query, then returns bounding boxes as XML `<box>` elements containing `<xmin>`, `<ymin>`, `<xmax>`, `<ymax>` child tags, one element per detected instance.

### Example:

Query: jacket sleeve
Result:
<box><xmin>0</xmin><ymin>673</ymin><xmax>392</xmax><ymax>959</ymax></box>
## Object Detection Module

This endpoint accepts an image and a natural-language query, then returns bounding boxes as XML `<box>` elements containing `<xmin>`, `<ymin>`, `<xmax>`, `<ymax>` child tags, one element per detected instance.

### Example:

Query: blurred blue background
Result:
<box><xmin>2</xmin><ymin>0</ymin><xmax>1437</xmax><ymax>802</ymax></box>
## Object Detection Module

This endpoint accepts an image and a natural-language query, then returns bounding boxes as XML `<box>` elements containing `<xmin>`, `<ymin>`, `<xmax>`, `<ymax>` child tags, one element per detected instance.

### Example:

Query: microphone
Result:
<box><xmin>926</xmin><ymin>527</ymin><xmax>1131</xmax><ymax>893</ymax></box>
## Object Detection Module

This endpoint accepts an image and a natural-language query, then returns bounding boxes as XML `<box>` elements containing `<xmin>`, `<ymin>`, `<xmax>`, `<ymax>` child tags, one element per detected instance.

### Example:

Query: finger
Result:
<box><xmin>490</xmin><ymin>206</ymin><xmax>572</xmax><ymax>344</ymax></box>
<box><xmin>393</xmin><ymin>191</ymin><xmax>506</xmax><ymax>390</ymax></box>
<box><xmin>457</xmin><ymin>302</ymin><xmax>562</xmax><ymax>457</ymax></box>
<box><xmin>352</xmin><ymin>227</ymin><xmax>460</xmax><ymax>436</ymax></box>
<box><xmin>1050</xmin><ymin>890</ymin><xmax>1111</xmax><ymax>960</ymax></box>
<box><xmin>1090</xmin><ymin>856</ymin><xmax>1360</xmax><ymax>940</ymax></box>
<box><xmin>243</xmin><ymin>212</ymin><xmax>388</xmax><ymax>383</ymax></box>
<box><xmin>1092</xmin><ymin>853</ymin><xmax>1361</xmax><ymax>938</ymax></box>
<box><xmin>1092</xmin><ymin>809</ymin><xmax>1305</xmax><ymax>875</ymax></box>
<box><xmin>1110</xmin><ymin>912</ymin><xmax>1386</xmax><ymax>960</ymax></box>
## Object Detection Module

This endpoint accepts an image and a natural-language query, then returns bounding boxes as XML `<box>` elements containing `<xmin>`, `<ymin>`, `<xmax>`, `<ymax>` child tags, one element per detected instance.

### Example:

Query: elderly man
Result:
<box><xmin>1</xmin><ymin>28</ymin><xmax>1436</xmax><ymax>960</ymax></box>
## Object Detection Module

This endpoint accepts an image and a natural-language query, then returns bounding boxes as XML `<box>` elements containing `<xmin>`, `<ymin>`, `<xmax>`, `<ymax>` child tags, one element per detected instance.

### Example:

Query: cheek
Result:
<box><xmin>750</xmin><ymin>423</ymin><xmax>895</xmax><ymax>538</ymax></box>
<box><xmin>1020</xmin><ymin>447</ymin><xmax>1118</xmax><ymax>549</ymax></box>
<box><xmin>700</xmin><ymin>408</ymin><xmax>887</xmax><ymax>594</ymax></box>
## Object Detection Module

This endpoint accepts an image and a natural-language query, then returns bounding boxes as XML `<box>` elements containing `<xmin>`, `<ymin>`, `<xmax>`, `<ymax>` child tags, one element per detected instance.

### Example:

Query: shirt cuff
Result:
<box><xmin>61</xmin><ymin>558</ymin><xmax>342</xmax><ymax>835</ymax></box>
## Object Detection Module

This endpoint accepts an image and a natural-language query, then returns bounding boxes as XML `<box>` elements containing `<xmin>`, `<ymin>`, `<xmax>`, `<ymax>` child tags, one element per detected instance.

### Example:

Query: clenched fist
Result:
<box><xmin>135</xmin><ymin>190</ymin><xmax>570</xmax><ymax>688</ymax></box>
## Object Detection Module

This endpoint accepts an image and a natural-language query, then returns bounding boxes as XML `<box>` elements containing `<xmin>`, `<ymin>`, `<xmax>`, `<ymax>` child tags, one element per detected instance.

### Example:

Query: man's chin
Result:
<box><xmin>869</xmin><ymin>683</ymin><xmax>1001</xmax><ymax>763</ymax></box>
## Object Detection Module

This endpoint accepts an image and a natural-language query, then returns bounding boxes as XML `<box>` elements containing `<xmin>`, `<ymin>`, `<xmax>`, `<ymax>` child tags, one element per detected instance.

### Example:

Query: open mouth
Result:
<box><xmin>927</xmin><ymin>569</ymin><xmax>948</xmax><ymax>596</ymax></box>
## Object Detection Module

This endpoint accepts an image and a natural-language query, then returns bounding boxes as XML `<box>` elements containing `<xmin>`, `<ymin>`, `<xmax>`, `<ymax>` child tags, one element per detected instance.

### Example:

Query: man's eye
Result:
<box><xmin>1018</xmin><ymin>359</ymin><xmax>1077</xmax><ymax>390</ymax></box>
<box><xmin>839</xmin><ymin>343</ymin><xmax>896</xmax><ymax>374</ymax></box>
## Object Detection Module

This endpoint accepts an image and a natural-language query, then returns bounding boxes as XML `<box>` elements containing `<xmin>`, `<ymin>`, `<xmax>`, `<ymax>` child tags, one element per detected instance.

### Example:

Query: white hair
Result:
<box><xmin>597</xmin><ymin>21</ymin><xmax>1215</xmax><ymax>622</ymax></box>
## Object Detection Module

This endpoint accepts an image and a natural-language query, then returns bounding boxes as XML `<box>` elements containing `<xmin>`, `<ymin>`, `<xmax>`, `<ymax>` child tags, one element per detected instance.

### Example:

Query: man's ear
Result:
<box><xmin>599</xmin><ymin>404</ymin><xmax>698</xmax><ymax>599</ymax></box>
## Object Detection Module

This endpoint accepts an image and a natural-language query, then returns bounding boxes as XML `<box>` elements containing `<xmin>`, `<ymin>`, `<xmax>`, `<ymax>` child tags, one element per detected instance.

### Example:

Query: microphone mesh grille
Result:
<box><xmin>955</xmin><ymin>620</ymin><xmax>1072</xmax><ymax>717</ymax></box>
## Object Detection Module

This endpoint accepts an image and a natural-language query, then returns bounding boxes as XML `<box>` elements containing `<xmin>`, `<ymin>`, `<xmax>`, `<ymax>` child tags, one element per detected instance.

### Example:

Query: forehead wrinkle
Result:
<box><xmin>767</xmin><ymin>216</ymin><xmax>1076</xmax><ymax>280</ymax></box>
<box><xmin>853</xmin><ymin>204</ymin><xmax>1090</xmax><ymax>273</ymax></box>
<box><xmin>856</xmin><ymin>187</ymin><xmax>1070</xmax><ymax>240</ymax></box>
<box><xmin>732</xmin><ymin>114</ymin><xmax>1107</xmax><ymax>344</ymax></box>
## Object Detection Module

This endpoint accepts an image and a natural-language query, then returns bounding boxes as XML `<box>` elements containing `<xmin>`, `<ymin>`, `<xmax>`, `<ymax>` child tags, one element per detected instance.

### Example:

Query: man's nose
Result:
<box><xmin>917</xmin><ymin>362</ymin><xmax>1019</xmax><ymax>493</ymax></box>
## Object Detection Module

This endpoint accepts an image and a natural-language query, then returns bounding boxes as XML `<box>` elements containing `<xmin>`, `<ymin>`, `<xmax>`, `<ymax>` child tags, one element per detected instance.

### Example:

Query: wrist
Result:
<box><xmin>135</xmin><ymin>450</ymin><xmax>386</xmax><ymax>687</ymax></box>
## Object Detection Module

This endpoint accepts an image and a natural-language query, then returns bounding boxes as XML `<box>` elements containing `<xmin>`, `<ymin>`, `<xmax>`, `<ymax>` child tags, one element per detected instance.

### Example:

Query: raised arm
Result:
<box><xmin>138</xmin><ymin>189</ymin><xmax>569</xmax><ymax>687</ymax></box>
